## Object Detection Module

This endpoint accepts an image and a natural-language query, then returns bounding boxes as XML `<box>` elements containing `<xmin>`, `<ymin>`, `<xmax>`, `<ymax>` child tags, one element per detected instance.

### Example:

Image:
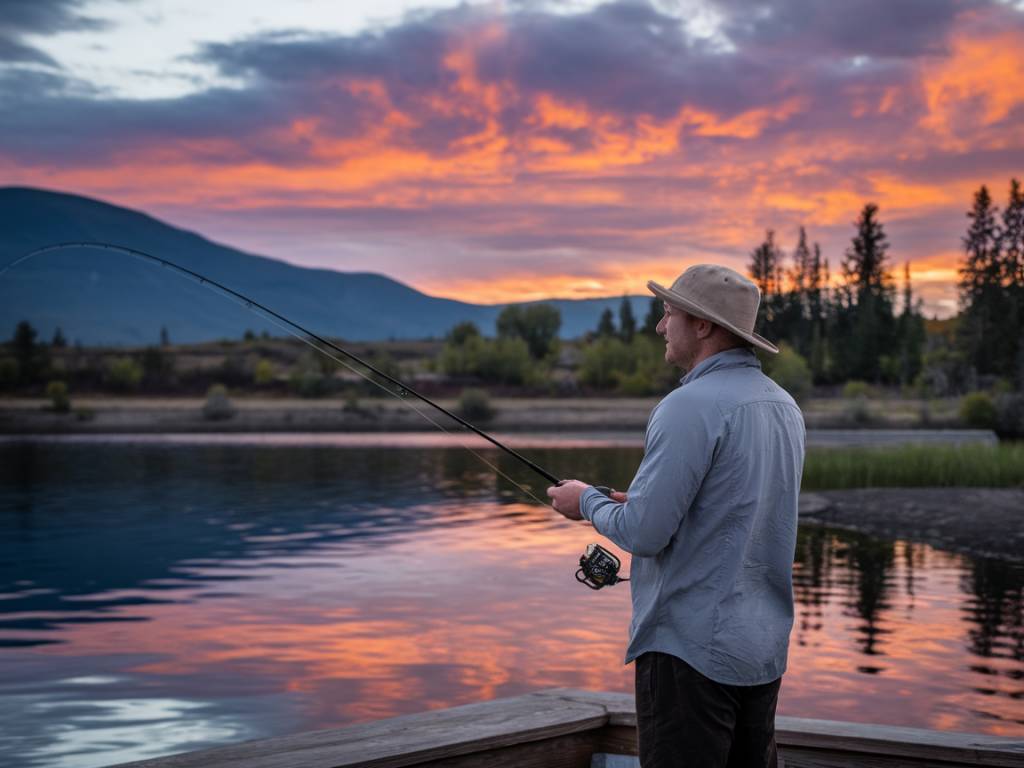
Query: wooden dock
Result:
<box><xmin>110</xmin><ymin>689</ymin><xmax>1024</xmax><ymax>768</ymax></box>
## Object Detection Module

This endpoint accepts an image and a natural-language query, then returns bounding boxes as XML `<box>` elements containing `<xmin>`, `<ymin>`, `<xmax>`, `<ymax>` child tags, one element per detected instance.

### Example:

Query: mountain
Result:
<box><xmin>0</xmin><ymin>188</ymin><xmax>654</xmax><ymax>345</ymax></box>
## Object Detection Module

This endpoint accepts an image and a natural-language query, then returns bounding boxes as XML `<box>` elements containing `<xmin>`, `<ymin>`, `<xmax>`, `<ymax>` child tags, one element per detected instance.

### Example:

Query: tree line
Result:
<box><xmin>745</xmin><ymin>178</ymin><xmax>1023</xmax><ymax>394</ymax></box>
<box><xmin>4</xmin><ymin>181</ymin><xmax>1021</xmax><ymax>401</ymax></box>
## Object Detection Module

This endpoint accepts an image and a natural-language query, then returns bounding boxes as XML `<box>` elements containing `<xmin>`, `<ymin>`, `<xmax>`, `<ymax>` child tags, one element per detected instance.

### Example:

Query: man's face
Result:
<box><xmin>656</xmin><ymin>303</ymin><xmax>698</xmax><ymax>371</ymax></box>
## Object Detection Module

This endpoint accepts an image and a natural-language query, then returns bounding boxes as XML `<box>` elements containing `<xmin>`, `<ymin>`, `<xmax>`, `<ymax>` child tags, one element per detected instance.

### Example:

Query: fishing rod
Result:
<box><xmin>2</xmin><ymin>241</ymin><xmax>626</xmax><ymax>588</ymax></box>
<box><xmin>3</xmin><ymin>241</ymin><xmax>563</xmax><ymax>482</ymax></box>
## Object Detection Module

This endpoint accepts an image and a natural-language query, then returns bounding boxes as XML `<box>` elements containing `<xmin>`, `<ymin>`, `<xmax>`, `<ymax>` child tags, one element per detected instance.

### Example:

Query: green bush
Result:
<box><xmin>844</xmin><ymin>395</ymin><xmax>871</xmax><ymax>425</ymax></box>
<box><xmin>440</xmin><ymin>334</ymin><xmax>485</xmax><ymax>378</ymax></box>
<box><xmin>476</xmin><ymin>338</ymin><xmax>536</xmax><ymax>385</ymax></box>
<box><xmin>842</xmin><ymin>380</ymin><xmax>870</xmax><ymax>399</ymax></box>
<box><xmin>458</xmin><ymin>388</ymin><xmax>495</xmax><ymax>422</ymax></box>
<box><xmin>203</xmin><ymin>384</ymin><xmax>235</xmax><ymax>420</ymax></box>
<box><xmin>441</xmin><ymin>336</ymin><xmax>537</xmax><ymax>386</ymax></box>
<box><xmin>46</xmin><ymin>380</ymin><xmax>70</xmax><ymax>413</ymax></box>
<box><xmin>253</xmin><ymin>358</ymin><xmax>275</xmax><ymax>386</ymax></box>
<box><xmin>106</xmin><ymin>357</ymin><xmax>143</xmax><ymax>391</ymax></box>
<box><xmin>0</xmin><ymin>358</ymin><xmax>18</xmax><ymax>390</ymax></box>
<box><xmin>960</xmin><ymin>392</ymin><xmax>996</xmax><ymax>429</ymax></box>
<box><xmin>616</xmin><ymin>370</ymin><xmax>651</xmax><ymax>396</ymax></box>
<box><xmin>768</xmin><ymin>344</ymin><xmax>812</xmax><ymax>403</ymax></box>
<box><xmin>994</xmin><ymin>393</ymin><xmax>1024</xmax><ymax>438</ymax></box>
<box><xmin>579</xmin><ymin>337</ymin><xmax>637</xmax><ymax>389</ymax></box>
<box><xmin>289</xmin><ymin>368</ymin><xmax>328</xmax><ymax>398</ymax></box>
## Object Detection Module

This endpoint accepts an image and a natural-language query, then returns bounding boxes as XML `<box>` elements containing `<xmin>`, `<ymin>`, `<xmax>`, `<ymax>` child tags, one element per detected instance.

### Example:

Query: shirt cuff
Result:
<box><xmin>579</xmin><ymin>486</ymin><xmax>605</xmax><ymax>522</ymax></box>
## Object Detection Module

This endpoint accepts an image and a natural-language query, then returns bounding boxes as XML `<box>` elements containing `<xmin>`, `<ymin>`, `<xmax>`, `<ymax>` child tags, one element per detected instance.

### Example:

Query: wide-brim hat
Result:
<box><xmin>648</xmin><ymin>264</ymin><xmax>779</xmax><ymax>354</ymax></box>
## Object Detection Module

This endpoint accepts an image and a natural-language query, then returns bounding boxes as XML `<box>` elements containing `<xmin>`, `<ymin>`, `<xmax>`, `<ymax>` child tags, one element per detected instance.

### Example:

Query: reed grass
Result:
<box><xmin>802</xmin><ymin>442</ymin><xmax>1024</xmax><ymax>490</ymax></box>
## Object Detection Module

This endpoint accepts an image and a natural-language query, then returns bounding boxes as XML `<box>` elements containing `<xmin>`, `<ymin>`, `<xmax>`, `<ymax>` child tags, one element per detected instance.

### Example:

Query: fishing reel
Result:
<box><xmin>576</xmin><ymin>543</ymin><xmax>626</xmax><ymax>590</ymax></box>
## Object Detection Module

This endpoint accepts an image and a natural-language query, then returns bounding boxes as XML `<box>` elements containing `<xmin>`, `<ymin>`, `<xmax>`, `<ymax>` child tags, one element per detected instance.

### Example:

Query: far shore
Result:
<box><xmin>0</xmin><ymin>395</ymin><xmax>983</xmax><ymax>439</ymax></box>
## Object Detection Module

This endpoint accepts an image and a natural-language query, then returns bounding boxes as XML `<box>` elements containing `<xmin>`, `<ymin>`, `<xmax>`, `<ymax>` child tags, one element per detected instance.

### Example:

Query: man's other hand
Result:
<box><xmin>546</xmin><ymin>479</ymin><xmax>588</xmax><ymax>520</ymax></box>
<box><xmin>609</xmin><ymin>490</ymin><xmax>628</xmax><ymax>503</ymax></box>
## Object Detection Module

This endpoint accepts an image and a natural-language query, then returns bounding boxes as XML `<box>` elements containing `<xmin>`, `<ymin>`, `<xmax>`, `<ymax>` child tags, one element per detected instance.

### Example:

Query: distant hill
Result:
<box><xmin>0</xmin><ymin>188</ymin><xmax>653</xmax><ymax>345</ymax></box>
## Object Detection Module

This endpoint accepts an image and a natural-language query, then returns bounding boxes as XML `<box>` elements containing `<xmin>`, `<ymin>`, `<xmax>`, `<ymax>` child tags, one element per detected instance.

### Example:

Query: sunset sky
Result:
<box><xmin>3</xmin><ymin>0</ymin><xmax>1023</xmax><ymax>317</ymax></box>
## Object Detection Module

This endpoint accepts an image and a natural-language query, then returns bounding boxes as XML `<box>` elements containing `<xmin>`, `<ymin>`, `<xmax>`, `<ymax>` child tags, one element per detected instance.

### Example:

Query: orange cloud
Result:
<box><xmin>920</xmin><ymin>20</ymin><xmax>1024</xmax><ymax>145</ymax></box>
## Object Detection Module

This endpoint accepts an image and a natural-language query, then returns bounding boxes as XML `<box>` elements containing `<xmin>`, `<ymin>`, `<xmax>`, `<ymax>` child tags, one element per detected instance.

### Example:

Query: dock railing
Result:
<box><xmin>110</xmin><ymin>688</ymin><xmax>1024</xmax><ymax>768</ymax></box>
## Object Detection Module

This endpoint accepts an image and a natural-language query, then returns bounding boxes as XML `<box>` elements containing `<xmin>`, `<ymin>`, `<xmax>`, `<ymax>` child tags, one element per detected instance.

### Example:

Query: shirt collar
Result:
<box><xmin>679</xmin><ymin>347</ymin><xmax>761</xmax><ymax>386</ymax></box>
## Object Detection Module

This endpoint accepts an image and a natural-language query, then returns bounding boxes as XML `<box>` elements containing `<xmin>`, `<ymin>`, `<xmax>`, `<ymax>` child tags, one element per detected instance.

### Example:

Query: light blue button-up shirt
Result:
<box><xmin>580</xmin><ymin>347</ymin><xmax>806</xmax><ymax>686</ymax></box>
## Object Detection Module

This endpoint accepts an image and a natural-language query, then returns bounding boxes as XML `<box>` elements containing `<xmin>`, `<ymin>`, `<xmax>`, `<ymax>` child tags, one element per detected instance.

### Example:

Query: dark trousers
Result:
<box><xmin>635</xmin><ymin>652</ymin><xmax>781</xmax><ymax>768</ymax></box>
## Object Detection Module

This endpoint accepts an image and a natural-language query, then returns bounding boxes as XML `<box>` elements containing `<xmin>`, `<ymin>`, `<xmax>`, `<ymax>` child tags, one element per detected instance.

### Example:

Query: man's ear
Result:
<box><xmin>696</xmin><ymin>318</ymin><xmax>715</xmax><ymax>340</ymax></box>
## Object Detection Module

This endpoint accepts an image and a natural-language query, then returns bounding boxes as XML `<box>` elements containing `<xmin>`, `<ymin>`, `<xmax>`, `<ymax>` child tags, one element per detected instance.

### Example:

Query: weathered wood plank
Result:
<box><xmin>413</xmin><ymin>731</ymin><xmax>597</xmax><ymax>768</ymax></box>
<box><xmin>108</xmin><ymin>689</ymin><xmax>1024</xmax><ymax>768</ymax></box>
<box><xmin>775</xmin><ymin>717</ymin><xmax>1024</xmax><ymax>767</ymax></box>
<box><xmin>110</xmin><ymin>691</ymin><xmax>609</xmax><ymax>768</ymax></box>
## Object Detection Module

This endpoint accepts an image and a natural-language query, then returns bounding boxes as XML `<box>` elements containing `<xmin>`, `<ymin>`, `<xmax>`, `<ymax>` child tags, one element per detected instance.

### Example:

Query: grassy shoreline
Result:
<box><xmin>802</xmin><ymin>443</ymin><xmax>1024</xmax><ymax>489</ymax></box>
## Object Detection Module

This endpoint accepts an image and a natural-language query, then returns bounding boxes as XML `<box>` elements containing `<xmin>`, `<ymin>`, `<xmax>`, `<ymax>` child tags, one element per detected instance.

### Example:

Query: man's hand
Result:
<box><xmin>547</xmin><ymin>479</ymin><xmax>588</xmax><ymax>520</ymax></box>
<box><xmin>547</xmin><ymin>482</ymin><xmax>628</xmax><ymax>520</ymax></box>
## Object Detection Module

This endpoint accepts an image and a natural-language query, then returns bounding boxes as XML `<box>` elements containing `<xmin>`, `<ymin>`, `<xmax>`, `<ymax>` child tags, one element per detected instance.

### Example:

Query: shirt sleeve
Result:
<box><xmin>580</xmin><ymin>396</ymin><xmax>718</xmax><ymax>557</ymax></box>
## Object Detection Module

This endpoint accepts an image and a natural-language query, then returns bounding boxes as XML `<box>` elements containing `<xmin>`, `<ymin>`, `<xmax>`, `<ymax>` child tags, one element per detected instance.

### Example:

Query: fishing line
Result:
<box><xmin>1</xmin><ymin>241</ymin><xmax>555</xmax><ymax>504</ymax></box>
<box><xmin>254</xmin><ymin>310</ymin><xmax>552</xmax><ymax>507</ymax></box>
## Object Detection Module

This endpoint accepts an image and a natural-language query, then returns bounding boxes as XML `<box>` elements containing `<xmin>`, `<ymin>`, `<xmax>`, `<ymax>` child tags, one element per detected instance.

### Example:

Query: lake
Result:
<box><xmin>1</xmin><ymin>434</ymin><xmax>1022</xmax><ymax>768</ymax></box>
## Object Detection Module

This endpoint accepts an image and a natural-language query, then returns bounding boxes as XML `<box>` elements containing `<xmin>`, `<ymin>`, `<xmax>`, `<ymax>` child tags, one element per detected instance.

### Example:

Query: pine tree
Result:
<box><xmin>51</xmin><ymin>327</ymin><xmax>67</xmax><ymax>348</ymax></box>
<box><xmin>160</xmin><ymin>326</ymin><xmax>170</xmax><ymax>347</ymax></box>
<box><xmin>897</xmin><ymin>262</ymin><xmax>925</xmax><ymax>385</ymax></box>
<box><xmin>958</xmin><ymin>185</ymin><xmax>1006</xmax><ymax>378</ymax></box>
<box><xmin>749</xmin><ymin>230</ymin><xmax>780</xmax><ymax>298</ymax></box>
<box><xmin>781</xmin><ymin>227</ymin><xmax>812</xmax><ymax>356</ymax></box>
<box><xmin>618</xmin><ymin>297</ymin><xmax>636</xmax><ymax>343</ymax></box>
<box><xmin>791</xmin><ymin>227</ymin><xmax>811</xmax><ymax>297</ymax></box>
<box><xmin>12</xmin><ymin>321</ymin><xmax>43</xmax><ymax>385</ymax></box>
<box><xmin>807</xmin><ymin>243</ymin><xmax>828</xmax><ymax>381</ymax></box>
<box><xmin>1004</xmin><ymin>179</ymin><xmax>1024</xmax><ymax>286</ymax></box>
<box><xmin>596</xmin><ymin>308</ymin><xmax>616</xmax><ymax>338</ymax></box>
<box><xmin>641</xmin><ymin>298</ymin><xmax>663</xmax><ymax>337</ymax></box>
<box><xmin>1001</xmin><ymin>179</ymin><xmax>1024</xmax><ymax>387</ymax></box>
<box><xmin>749</xmin><ymin>230</ymin><xmax>783</xmax><ymax>337</ymax></box>
<box><xmin>836</xmin><ymin>203</ymin><xmax>897</xmax><ymax>381</ymax></box>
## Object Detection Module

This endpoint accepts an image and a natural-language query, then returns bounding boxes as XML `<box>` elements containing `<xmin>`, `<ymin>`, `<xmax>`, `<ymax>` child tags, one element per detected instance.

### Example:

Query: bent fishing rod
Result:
<box><xmin>2</xmin><ymin>241</ymin><xmax>561</xmax><ymax>483</ymax></box>
<box><xmin>2</xmin><ymin>241</ymin><xmax>626</xmax><ymax>588</ymax></box>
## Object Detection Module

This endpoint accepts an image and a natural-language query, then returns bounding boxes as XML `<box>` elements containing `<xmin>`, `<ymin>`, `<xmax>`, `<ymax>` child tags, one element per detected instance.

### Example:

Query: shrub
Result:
<box><xmin>106</xmin><ymin>357</ymin><xmax>143</xmax><ymax>391</ymax></box>
<box><xmin>842</xmin><ymin>380</ymin><xmax>870</xmax><ymax>399</ymax></box>
<box><xmin>46</xmin><ymin>380</ymin><xmax>70</xmax><ymax>413</ymax></box>
<box><xmin>289</xmin><ymin>368</ymin><xmax>328</xmax><ymax>398</ymax></box>
<box><xmin>579</xmin><ymin>337</ymin><xmax>637</xmax><ymax>389</ymax></box>
<box><xmin>476</xmin><ymin>338</ymin><xmax>536</xmax><ymax>385</ymax></box>
<box><xmin>994</xmin><ymin>393</ymin><xmax>1024</xmax><ymax>439</ymax></box>
<box><xmin>440</xmin><ymin>334</ymin><xmax>486</xmax><ymax>378</ymax></box>
<box><xmin>844</xmin><ymin>395</ymin><xmax>871</xmax><ymax>425</ymax></box>
<box><xmin>253</xmin><ymin>358</ymin><xmax>275</xmax><ymax>386</ymax></box>
<box><xmin>960</xmin><ymin>392</ymin><xmax>996</xmax><ymax>429</ymax></box>
<box><xmin>458</xmin><ymin>388</ymin><xmax>495</xmax><ymax>422</ymax></box>
<box><xmin>203</xmin><ymin>384</ymin><xmax>235</xmax><ymax>421</ymax></box>
<box><xmin>0</xmin><ymin>358</ymin><xmax>18</xmax><ymax>390</ymax></box>
<box><xmin>616</xmin><ymin>370</ymin><xmax>651</xmax><ymax>396</ymax></box>
<box><xmin>768</xmin><ymin>344</ymin><xmax>812</xmax><ymax>403</ymax></box>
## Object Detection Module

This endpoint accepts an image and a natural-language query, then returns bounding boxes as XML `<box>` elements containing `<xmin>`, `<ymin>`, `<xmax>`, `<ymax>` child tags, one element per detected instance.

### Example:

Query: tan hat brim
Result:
<box><xmin>648</xmin><ymin>280</ymin><xmax>780</xmax><ymax>355</ymax></box>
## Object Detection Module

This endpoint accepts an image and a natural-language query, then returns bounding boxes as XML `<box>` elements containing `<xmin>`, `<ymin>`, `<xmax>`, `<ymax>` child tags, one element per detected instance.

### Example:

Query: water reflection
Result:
<box><xmin>1</xmin><ymin>436</ymin><xmax>1022</xmax><ymax>768</ymax></box>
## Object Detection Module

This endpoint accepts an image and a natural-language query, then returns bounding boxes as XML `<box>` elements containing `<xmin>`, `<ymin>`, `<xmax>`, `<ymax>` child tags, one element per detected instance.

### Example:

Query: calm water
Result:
<box><xmin>1</xmin><ymin>435</ymin><xmax>1022</xmax><ymax>768</ymax></box>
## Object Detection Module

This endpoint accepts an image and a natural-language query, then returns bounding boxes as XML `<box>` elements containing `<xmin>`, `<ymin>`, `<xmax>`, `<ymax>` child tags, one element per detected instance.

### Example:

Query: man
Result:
<box><xmin>547</xmin><ymin>264</ymin><xmax>805</xmax><ymax>768</ymax></box>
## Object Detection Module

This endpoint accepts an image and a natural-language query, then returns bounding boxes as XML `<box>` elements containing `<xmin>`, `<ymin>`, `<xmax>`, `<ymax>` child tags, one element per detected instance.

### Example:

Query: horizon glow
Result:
<box><xmin>3</xmin><ymin>0</ymin><xmax>1024</xmax><ymax>317</ymax></box>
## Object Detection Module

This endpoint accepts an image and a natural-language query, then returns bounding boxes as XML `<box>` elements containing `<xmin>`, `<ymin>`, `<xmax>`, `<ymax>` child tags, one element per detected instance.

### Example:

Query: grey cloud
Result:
<box><xmin>0</xmin><ymin>36</ymin><xmax>57</xmax><ymax>65</ymax></box>
<box><xmin>0</xmin><ymin>0</ymin><xmax>109</xmax><ymax>64</ymax></box>
<box><xmin>1</xmin><ymin>0</ymin><xmax>1019</xmax><ymax>173</ymax></box>
<box><xmin>713</xmin><ymin>0</ymin><xmax>975</xmax><ymax>58</ymax></box>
